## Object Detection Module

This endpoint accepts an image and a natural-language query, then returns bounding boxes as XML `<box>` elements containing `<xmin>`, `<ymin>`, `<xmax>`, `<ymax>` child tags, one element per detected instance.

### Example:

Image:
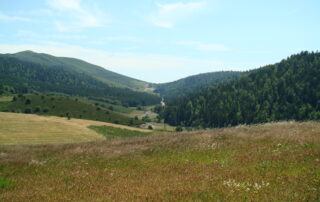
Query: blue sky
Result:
<box><xmin>0</xmin><ymin>0</ymin><xmax>319</xmax><ymax>83</ymax></box>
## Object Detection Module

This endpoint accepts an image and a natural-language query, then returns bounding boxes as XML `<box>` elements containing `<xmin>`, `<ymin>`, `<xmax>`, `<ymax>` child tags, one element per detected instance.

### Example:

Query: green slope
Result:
<box><xmin>10</xmin><ymin>50</ymin><xmax>147</xmax><ymax>90</ymax></box>
<box><xmin>0</xmin><ymin>94</ymin><xmax>142</xmax><ymax>126</ymax></box>
<box><xmin>163</xmin><ymin>51</ymin><xmax>320</xmax><ymax>127</ymax></box>
<box><xmin>154</xmin><ymin>71</ymin><xmax>242</xmax><ymax>102</ymax></box>
<box><xmin>0</xmin><ymin>53</ymin><xmax>160</xmax><ymax>106</ymax></box>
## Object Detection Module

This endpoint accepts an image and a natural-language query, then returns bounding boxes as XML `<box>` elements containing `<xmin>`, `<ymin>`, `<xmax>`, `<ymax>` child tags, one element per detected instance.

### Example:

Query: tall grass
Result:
<box><xmin>0</xmin><ymin>121</ymin><xmax>319</xmax><ymax>201</ymax></box>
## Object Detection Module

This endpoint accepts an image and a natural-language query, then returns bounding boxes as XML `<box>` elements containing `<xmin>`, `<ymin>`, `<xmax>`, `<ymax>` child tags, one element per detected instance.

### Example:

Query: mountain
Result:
<box><xmin>154</xmin><ymin>71</ymin><xmax>243</xmax><ymax>102</ymax></box>
<box><xmin>0</xmin><ymin>51</ymin><xmax>159</xmax><ymax>106</ymax></box>
<box><xmin>162</xmin><ymin>51</ymin><xmax>320</xmax><ymax>127</ymax></box>
<box><xmin>10</xmin><ymin>50</ymin><xmax>148</xmax><ymax>90</ymax></box>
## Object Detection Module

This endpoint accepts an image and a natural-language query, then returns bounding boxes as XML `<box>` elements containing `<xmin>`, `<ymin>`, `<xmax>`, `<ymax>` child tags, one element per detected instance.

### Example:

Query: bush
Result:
<box><xmin>142</xmin><ymin>115</ymin><xmax>151</xmax><ymax>122</ymax></box>
<box><xmin>148</xmin><ymin>125</ymin><xmax>153</xmax><ymax>130</ymax></box>
<box><xmin>34</xmin><ymin>106</ymin><xmax>41</xmax><ymax>113</ymax></box>
<box><xmin>43</xmin><ymin>108</ymin><xmax>49</xmax><ymax>113</ymax></box>
<box><xmin>24</xmin><ymin>108</ymin><xmax>32</xmax><ymax>114</ymax></box>
<box><xmin>175</xmin><ymin>126</ymin><xmax>183</xmax><ymax>132</ymax></box>
<box><xmin>25</xmin><ymin>99</ymin><xmax>31</xmax><ymax>105</ymax></box>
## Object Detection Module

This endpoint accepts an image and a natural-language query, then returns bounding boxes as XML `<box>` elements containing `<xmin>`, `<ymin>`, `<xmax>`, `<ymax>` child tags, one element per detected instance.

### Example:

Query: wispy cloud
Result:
<box><xmin>46</xmin><ymin>0</ymin><xmax>106</xmax><ymax>31</ymax></box>
<box><xmin>0</xmin><ymin>12</ymin><xmax>36</xmax><ymax>22</ymax></box>
<box><xmin>148</xmin><ymin>1</ymin><xmax>206</xmax><ymax>28</ymax></box>
<box><xmin>177</xmin><ymin>41</ymin><xmax>230</xmax><ymax>51</ymax></box>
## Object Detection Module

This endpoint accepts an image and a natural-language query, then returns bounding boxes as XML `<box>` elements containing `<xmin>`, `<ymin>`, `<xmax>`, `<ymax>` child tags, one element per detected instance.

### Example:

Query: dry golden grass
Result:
<box><xmin>0</xmin><ymin>112</ymin><xmax>149</xmax><ymax>145</ymax></box>
<box><xmin>0</xmin><ymin>121</ymin><xmax>319</xmax><ymax>201</ymax></box>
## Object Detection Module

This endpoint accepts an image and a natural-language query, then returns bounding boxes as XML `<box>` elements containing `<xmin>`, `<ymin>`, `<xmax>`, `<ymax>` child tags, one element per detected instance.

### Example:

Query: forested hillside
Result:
<box><xmin>0</xmin><ymin>54</ymin><xmax>159</xmax><ymax>106</ymax></box>
<box><xmin>9</xmin><ymin>51</ymin><xmax>148</xmax><ymax>90</ymax></box>
<box><xmin>154</xmin><ymin>71</ymin><xmax>242</xmax><ymax>102</ymax></box>
<box><xmin>162</xmin><ymin>51</ymin><xmax>320</xmax><ymax>127</ymax></box>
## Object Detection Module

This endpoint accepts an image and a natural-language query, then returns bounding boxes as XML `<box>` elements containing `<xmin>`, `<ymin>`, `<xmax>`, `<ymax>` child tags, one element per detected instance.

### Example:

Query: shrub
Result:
<box><xmin>34</xmin><ymin>106</ymin><xmax>41</xmax><ymax>113</ymax></box>
<box><xmin>24</xmin><ymin>108</ymin><xmax>32</xmax><ymax>114</ymax></box>
<box><xmin>43</xmin><ymin>108</ymin><xmax>49</xmax><ymax>113</ymax></box>
<box><xmin>175</xmin><ymin>126</ymin><xmax>183</xmax><ymax>132</ymax></box>
<box><xmin>25</xmin><ymin>99</ymin><xmax>31</xmax><ymax>105</ymax></box>
<box><xmin>148</xmin><ymin>125</ymin><xmax>153</xmax><ymax>130</ymax></box>
<box><xmin>142</xmin><ymin>115</ymin><xmax>151</xmax><ymax>122</ymax></box>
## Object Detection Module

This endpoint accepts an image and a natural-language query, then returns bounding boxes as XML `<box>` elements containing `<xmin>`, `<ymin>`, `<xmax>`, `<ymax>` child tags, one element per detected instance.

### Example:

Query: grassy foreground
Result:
<box><xmin>0</xmin><ymin>121</ymin><xmax>319</xmax><ymax>201</ymax></box>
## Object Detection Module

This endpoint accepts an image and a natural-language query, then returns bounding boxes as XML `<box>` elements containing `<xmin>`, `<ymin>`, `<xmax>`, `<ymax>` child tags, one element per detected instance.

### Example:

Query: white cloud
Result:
<box><xmin>149</xmin><ymin>1</ymin><xmax>206</xmax><ymax>28</ymax></box>
<box><xmin>0</xmin><ymin>12</ymin><xmax>36</xmax><ymax>22</ymax></box>
<box><xmin>177</xmin><ymin>41</ymin><xmax>230</xmax><ymax>51</ymax></box>
<box><xmin>46</xmin><ymin>0</ymin><xmax>105</xmax><ymax>31</ymax></box>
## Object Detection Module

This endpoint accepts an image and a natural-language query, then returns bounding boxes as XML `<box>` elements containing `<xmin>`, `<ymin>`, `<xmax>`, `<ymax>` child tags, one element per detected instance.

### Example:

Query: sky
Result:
<box><xmin>0</xmin><ymin>0</ymin><xmax>319</xmax><ymax>83</ymax></box>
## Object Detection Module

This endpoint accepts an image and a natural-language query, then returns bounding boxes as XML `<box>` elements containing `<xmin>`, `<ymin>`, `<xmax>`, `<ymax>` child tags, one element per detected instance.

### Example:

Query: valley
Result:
<box><xmin>0</xmin><ymin>51</ymin><xmax>319</xmax><ymax>201</ymax></box>
<box><xmin>1</xmin><ymin>1</ymin><xmax>319</xmax><ymax>200</ymax></box>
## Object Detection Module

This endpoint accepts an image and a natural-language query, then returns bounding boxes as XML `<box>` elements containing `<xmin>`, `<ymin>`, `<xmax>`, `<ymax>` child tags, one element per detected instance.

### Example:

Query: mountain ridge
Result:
<box><xmin>6</xmin><ymin>50</ymin><xmax>148</xmax><ymax>91</ymax></box>
<box><xmin>0</xmin><ymin>51</ymin><xmax>160</xmax><ymax>106</ymax></box>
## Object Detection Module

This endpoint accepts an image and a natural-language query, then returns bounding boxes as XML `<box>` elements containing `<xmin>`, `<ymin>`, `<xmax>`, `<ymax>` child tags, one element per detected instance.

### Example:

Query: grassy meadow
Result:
<box><xmin>0</xmin><ymin>121</ymin><xmax>319</xmax><ymax>201</ymax></box>
<box><xmin>0</xmin><ymin>112</ymin><xmax>150</xmax><ymax>145</ymax></box>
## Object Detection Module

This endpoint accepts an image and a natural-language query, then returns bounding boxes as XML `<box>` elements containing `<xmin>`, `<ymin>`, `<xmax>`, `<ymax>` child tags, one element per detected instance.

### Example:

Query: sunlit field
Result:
<box><xmin>0</xmin><ymin>121</ymin><xmax>319</xmax><ymax>201</ymax></box>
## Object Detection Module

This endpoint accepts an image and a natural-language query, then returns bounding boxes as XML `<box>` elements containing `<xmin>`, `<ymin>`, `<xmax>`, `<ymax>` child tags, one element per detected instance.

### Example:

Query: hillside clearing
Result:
<box><xmin>0</xmin><ymin>121</ymin><xmax>319</xmax><ymax>201</ymax></box>
<box><xmin>0</xmin><ymin>112</ymin><xmax>150</xmax><ymax>145</ymax></box>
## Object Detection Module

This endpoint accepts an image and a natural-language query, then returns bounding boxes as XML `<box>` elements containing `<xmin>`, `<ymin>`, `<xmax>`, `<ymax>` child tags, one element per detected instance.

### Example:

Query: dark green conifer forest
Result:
<box><xmin>162</xmin><ymin>51</ymin><xmax>320</xmax><ymax>127</ymax></box>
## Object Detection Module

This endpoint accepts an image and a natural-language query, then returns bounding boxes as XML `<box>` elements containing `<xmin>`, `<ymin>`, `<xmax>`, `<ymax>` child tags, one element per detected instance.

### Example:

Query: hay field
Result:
<box><xmin>0</xmin><ymin>112</ymin><xmax>149</xmax><ymax>145</ymax></box>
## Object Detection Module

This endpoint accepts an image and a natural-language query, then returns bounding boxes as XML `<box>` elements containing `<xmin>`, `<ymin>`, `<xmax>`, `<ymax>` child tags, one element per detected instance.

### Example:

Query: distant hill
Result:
<box><xmin>163</xmin><ymin>51</ymin><xmax>320</xmax><ymax>127</ymax></box>
<box><xmin>10</xmin><ymin>51</ymin><xmax>148</xmax><ymax>90</ymax></box>
<box><xmin>154</xmin><ymin>71</ymin><xmax>242</xmax><ymax>102</ymax></box>
<box><xmin>0</xmin><ymin>51</ymin><xmax>159</xmax><ymax>106</ymax></box>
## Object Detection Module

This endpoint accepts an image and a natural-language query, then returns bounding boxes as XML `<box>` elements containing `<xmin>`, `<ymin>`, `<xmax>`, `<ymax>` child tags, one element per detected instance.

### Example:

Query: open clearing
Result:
<box><xmin>0</xmin><ymin>121</ymin><xmax>319</xmax><ymax>201</ymax></box>
<box><xmin>0</xmin><ymin>112</ymin><xmax>150</xmax><ymax>145</ymax></box>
